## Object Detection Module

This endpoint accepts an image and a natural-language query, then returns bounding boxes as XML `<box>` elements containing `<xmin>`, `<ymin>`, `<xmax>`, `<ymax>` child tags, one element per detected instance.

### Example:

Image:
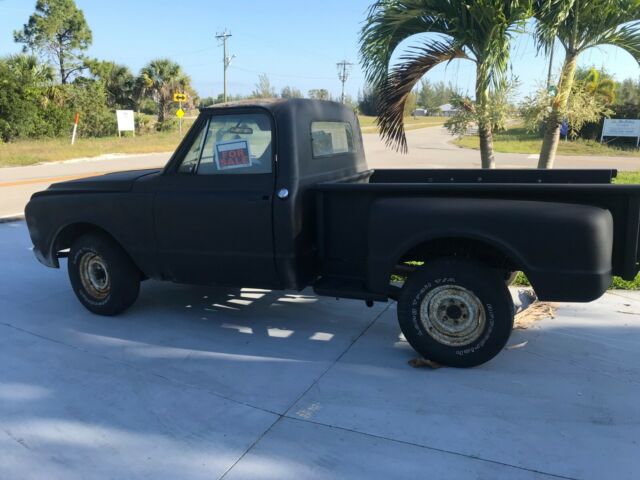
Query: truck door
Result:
<box><xmin>152</xmin><ymin>109</ymin><xmax>280</xmax><ymax>288</ymax></box>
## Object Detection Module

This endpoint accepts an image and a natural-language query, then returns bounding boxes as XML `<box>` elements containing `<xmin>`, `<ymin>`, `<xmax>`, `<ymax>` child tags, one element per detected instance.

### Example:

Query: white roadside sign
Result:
<box><xmin>601</xmin><ymin>118</ymin><xmax>640</xmax><ymax>146</ymax></box>
<box><xmin>116</xmin><ymin>110</ymin><xmax>135</xmax><ymax>137</ymax></box>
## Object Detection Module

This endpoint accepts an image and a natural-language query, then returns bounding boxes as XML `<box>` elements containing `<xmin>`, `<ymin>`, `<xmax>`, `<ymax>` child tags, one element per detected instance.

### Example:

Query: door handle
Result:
<box><xmin>277</xmin><ymin>188</ymin><xmax>289</xmax><ymax>200</ymax></box>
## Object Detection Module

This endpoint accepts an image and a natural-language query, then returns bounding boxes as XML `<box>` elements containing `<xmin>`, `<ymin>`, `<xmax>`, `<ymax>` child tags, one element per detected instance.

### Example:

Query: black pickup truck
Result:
<box><xmin>25</xmin><ymin>99</ymin><xmax>640</xmax><ymax>367</ymax></box>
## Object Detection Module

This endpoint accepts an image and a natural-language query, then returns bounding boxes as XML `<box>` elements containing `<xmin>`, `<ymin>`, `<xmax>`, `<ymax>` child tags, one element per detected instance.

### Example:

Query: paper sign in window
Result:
<box><xmin>215</xmin><ymin>140</ymin><xmax>252</xmax><ymax>170</ymax></box>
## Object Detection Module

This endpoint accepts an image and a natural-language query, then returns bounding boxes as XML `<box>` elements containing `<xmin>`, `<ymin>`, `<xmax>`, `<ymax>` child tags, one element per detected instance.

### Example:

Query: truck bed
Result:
<box><xmin>314</xmin><ymin>169</ymin><xmax>640</xmax><ymax>301</ymax></box>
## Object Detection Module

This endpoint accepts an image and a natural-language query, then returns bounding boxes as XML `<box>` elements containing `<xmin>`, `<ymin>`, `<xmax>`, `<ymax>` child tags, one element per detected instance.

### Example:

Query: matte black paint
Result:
<box><xmin>24</xmin><ymin>99</ymin><xmax>640</xmax><ymax>305</ymax></box>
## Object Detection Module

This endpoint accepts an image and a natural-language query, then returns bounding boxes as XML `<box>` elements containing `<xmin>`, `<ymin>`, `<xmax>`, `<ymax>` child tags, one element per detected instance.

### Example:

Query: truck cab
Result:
<box><xmin>149</xmin><ymin>99</ymin><xmax>368</xmax><ymax>291</ymax></box>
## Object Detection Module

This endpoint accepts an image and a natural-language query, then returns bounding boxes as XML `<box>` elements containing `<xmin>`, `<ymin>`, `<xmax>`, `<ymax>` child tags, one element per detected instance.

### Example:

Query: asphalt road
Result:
<box><xmin>2</xmin><ymin>220</ymin><xmax>639</xmax><ymax>479</ymax></box>
<box><xmin>1</xmin><ymin>127</ymin><xmax>639</xmax><ymax>217</ymax></box>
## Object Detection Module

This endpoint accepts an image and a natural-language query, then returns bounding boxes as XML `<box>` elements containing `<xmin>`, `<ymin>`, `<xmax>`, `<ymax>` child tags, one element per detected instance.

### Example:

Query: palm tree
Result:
<box><xmin>360</xmin><ymin>0</ymin><xmax>532</xmax><ymax>168</ymax></box>
<box><xmin>85</xmin><ymin>59</ymin><xmax>137</xmax><ymax>109</ymax></box>
<box><xmin>534</xmin><ymin>0</ymin><xmax>640</xmax><ymax>168</ymax></box>
<box><xmin>575</xmin><ymin>67</ymin><xmax>617</xmax><ymax>105</ymax></box>
<box><xmin>5</xmin><ymin>54</ymin><xmax>53</xmax><ymax>86</ymax></box>
<box><xmin>139</xmin><ymin>59</ymin><xmax>189</xmax><ymax>123</ymax></box>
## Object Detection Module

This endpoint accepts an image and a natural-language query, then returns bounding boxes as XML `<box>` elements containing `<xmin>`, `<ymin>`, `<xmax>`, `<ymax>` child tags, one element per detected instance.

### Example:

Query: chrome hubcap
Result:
<box><xmin>79</xmin><ymin>253</ymin><xmax>110</xmax><ymax>299</ymax></box>
<box><xmin>420</xmin><ymin>285</ymin><xmax>486</xmax><ymax>346</ymax></box>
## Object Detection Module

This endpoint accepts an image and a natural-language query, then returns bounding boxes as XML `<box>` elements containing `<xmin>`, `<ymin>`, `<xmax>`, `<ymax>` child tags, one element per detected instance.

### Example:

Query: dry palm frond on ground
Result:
<box><xmin>514</xmin><ymin>301</ymin><xmax>558</xmax><ymax>330</ymax></box>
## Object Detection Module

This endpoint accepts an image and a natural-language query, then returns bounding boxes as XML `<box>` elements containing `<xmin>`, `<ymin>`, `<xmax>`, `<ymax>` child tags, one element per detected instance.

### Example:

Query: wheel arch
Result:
<box><xmin>51</xmin><ymin>222</ymin><xmax>142</xmax><ymax>275</ymax></box>
<box><xmin>370</xmin><ymin>232</ymin><xmax>530</xmax><ymax>294</ymax></box>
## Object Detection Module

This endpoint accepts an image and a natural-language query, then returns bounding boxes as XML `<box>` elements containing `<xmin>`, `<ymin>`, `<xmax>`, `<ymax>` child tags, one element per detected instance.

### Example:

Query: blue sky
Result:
<box><xmin>1</xmin><ymin>0</ymin><xmax>639</xmax><ymax>101</ymax></box>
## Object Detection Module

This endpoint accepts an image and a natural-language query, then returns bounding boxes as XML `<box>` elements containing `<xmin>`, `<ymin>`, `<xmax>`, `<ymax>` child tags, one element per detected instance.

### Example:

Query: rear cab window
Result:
<box><xmin>311</xmin><ymin>121</ymin><xmax>355</xmax><ymax>158</ymax></box>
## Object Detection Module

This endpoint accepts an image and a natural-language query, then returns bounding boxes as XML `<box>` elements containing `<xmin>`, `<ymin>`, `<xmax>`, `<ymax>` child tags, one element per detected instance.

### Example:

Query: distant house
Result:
<box><xmin>411</xmin><ymin>108</ymin><xmax>428</xmax><ymax>117</ymax></box>
<box><xmin>434</xmin><ymin>103</ymin><xmax>458</xmax><ymax>117</ymax></box>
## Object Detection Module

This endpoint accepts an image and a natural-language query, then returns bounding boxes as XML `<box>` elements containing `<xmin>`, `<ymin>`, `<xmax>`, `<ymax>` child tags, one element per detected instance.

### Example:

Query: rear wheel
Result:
<box><xmin>397</xmin><ymin>258</ymin><xmax>513</xmax><ymax>368</ymax></box>
<box><xmin>68</xmin><ymin>233</ymin><xmax>140</xmax><ymax>315</ymax></box>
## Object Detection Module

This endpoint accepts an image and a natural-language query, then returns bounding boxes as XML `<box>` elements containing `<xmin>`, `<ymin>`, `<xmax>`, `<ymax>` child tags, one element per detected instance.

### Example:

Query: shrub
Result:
<box><xmin>155</xmin><ymin>117</ymin><xmax>179</xmax><ymax>132</ymax></box>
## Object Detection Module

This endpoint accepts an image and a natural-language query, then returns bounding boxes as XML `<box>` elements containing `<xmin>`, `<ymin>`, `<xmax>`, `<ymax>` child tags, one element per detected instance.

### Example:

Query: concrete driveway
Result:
<box><xmin>2</xmin><ymin>221</ymin><xmax>640</xmax><ymax>479</ymax></box>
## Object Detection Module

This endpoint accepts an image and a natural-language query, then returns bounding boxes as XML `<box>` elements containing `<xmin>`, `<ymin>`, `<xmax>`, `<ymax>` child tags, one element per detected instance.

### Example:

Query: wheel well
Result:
<box><xmin>53</xmin><ymin>223</ymin><xmax>145</xmax><ymax>278</ymax></box>
<box><xmin>53</xmin><ymin>222</ymin><xmax>113</xmax><ymax>253</ymax></box>
<box><xmin>397</xmin><ymin>237</ymin><xmax>519</xmax><ymax>273</ymax></box>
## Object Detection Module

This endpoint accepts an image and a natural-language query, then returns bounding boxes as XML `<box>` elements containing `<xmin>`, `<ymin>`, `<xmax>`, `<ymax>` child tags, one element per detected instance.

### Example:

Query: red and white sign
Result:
<box><xmin>215</xmin><ymin>140</ymin><xmax>252</xmax><ymax>170</ymax></box>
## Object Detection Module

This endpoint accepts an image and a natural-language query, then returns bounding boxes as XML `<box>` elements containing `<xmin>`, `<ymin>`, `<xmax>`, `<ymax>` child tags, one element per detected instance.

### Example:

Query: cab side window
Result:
<box><xmin>198</xmin><ymin>113</ymin><xmax>273</xmax><ymax>175</ymax></box>
<box><xmin>177</xmin><ymin>125</ymin><xmax>207</xmax><ymax>173</ymax></box>
<box><xmin>177</xmin><ymin>113</ymin><xmax>273</xmax><ymax>175</ymax></box>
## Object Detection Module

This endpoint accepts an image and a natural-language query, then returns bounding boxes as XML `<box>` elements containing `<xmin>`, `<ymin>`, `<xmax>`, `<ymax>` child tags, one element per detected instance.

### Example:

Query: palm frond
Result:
<box><xmin>360</xmin><ymin>0</ymin><xmax>454</xmax><ymax>87</ymax></box>
<box><xmin>591</xmin><ymin>20</ymin><xmax>640</xmax><ymax>63</ymax></box>
<box><xmin>532</xmin><ymin>0</ymin><xmax>576</xmax><ymax>53</ymax></box>
<box><xmin>377</xmin><ymin>39</ymin><xmax>468</xmax><ymax>152</ymax></box>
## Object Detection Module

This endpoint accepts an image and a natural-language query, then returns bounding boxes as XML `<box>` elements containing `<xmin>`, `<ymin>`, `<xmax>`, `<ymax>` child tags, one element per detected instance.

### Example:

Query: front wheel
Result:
<box><xmin>68</xmin><ymin>233</ymin><xmax>140</xmax><ymax>316</ymax></box>
<box><xmin>397</xmin><ymin>258</ymin><xmax>514</xmax><ymax>368</ymax></box>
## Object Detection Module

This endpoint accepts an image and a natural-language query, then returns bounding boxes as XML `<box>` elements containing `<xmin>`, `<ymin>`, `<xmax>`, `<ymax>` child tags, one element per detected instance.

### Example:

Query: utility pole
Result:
<box><xmin>336</xmin><ymin>60</ymin><xmax>354</xmax><ymax>104</ymax></box>
<box><xmin>216</xmin><ymin>30</ymin><xmax>234</xmax><ymax>102</ymax></box>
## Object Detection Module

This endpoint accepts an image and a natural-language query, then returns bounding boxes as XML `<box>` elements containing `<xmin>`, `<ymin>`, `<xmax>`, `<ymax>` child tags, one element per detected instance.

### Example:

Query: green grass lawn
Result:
<box><xmin>358</xmin><ymin>115</ymin><xmax>446</xmax><ymax>133</ymax></box>
<box><xmin>454</xmin><ymin>126</ymin><xmax>640</xmax><ymax>157</ymax></box>
<box><xmin>0</xmin><ymin>119</ymin><xmax>195</xmax><ymax>167</ymax></box>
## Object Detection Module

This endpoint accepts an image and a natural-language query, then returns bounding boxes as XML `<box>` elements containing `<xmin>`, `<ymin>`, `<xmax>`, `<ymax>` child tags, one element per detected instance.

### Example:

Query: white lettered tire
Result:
<box><xmin>397</xmin><ymin>258</ymin><xmax>514</xmax><ymax>367</ymax></box>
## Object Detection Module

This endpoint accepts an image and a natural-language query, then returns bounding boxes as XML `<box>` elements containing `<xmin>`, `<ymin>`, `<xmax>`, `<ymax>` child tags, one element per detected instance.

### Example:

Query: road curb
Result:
<box><xmin>0</xmin><ymin>214</ymin><xmax>25</xmax><ymax>224</ymax></box>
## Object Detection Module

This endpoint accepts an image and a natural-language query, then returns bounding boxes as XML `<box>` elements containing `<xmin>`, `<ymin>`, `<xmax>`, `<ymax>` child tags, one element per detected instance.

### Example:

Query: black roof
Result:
<box><xmin>199</xmin><ymin>97</ymin><xmax>347</xmax><ymax>113</ymax></box>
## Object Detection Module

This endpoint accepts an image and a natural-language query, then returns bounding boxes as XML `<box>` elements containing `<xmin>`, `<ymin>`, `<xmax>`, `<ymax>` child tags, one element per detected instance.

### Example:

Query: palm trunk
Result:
<box><xmin>158</xmin><ymin>97</ymin><xmax>166</xmax><ymax>123</ymax></box>
<box><xmin>478</xmin><ymin>123</ymin><xmax>496</xmax><ymax>169</ymax></box>
<box><xmin>475</xmin><ymin>72</ymin><xmax>496</xmax><ymax>169</ymax></box>
<box><xmin>538</xmin><ymin>51</ymin><xmax>579</xmax><ymax>169</ymax></box>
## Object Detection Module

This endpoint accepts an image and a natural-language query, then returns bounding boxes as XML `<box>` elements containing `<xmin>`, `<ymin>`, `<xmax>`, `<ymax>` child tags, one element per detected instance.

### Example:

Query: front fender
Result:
<box><xmin>366</xmin><ymin>197</ymin><xmax>614</xmax><ymax>302</ymax></box>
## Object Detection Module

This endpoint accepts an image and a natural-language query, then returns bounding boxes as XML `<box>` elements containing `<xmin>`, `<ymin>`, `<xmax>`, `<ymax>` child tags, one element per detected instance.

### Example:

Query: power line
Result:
<box><xmin>337</xmin><ymin>60</ymin><xmax>354</xmax><ymax>103</ymax></box>
<box><xmin>215</xmin><ymin>30</ymin><xmax>234</xmax><ymax>102</ymax></box>
<box><xmin>229</xmin><ymin>63</ymin><xmax>362</xmax><ymax>81</ymax></box>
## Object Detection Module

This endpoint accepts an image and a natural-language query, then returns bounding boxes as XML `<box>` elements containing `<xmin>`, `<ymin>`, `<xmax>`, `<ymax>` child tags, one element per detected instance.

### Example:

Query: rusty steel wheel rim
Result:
<box><xmin>419</xmin><ymin>285</ymin><xmax>486</xmax><ymax>346</ymax></box>
<box><xmin>79</xmin><ymin>252</ymin><xmax>110</xmax><ymax>300</ymax></box>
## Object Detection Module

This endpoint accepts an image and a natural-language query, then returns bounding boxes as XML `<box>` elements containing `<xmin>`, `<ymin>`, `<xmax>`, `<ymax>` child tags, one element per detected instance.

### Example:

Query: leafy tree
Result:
<box><xmin>308</xmin><ymin>88</ymin><xmax>331</xmax><ymax>100</ymax></box>
<box><xmin>280</xmin><ymin>85</ymin><xmax>304</xmax><ymax>98</ymax></box>
<box><xmin>0</xmin><ymin>54</ymin><xmax>114</xmax><ymax>141</ymax></box>
<box><xmin>199</xmin><ymin>96</ymin><xmax>216</xmax><ymax>107</ymax></box>
<box><xmin>14</xmin><ymin>0</ymin><xmax>92</xmax><ymax>84</ymax></box>
<box><xmin>534</xmin><ymin>0</ymin><xmax>640</xmax><ymax>168</ymax></box>
<box><xmin>84</xmin><ymin>58</ymin><xmax>136</xmax><ymax>109</ymax></box>
<box><xmin>417</xmin><ymin>80</ymin><xmax>459</xmax><ymax>112</ymax></box>
<box><xmin>360</xmin><ymin>0</ymin><xmax>531</xmax><ymax>168</ymax></box>
<box><xmin>64</xmin><ymin>79</ymin><xmax>115</xmax><ymax>136</ymax></box>
<box><xmin>210</xmin><ymin>92</ymin><xmax>245</xmax><ymax>104</ymax></box>
<box><xmin>252</xmin><ymin>73</ymin><xmax>276</xmax><ymax>98</ymax></box>
<box><xmin>520</xmin><ymin>83</ymin><xmax>612</xmax><ymax>138</ymax></box>
<box><xmin>0</xmin><ymin>55</ymin><xmax>51</xmax><ymax>140</ymax></box>
<box><xmin>140</xmin><ymin>58</ymin><xmax>190</xmax><ymax>123</ymax></box>
<box><xmin>358</xmin><ymin>85</ymin><xmax>380</xmax><ymax>115</ymax></box>
<box><xmin>617</xmin><ymin>77</ymin><xmax>640</xmax><ymax>105</ymax></box>
<box><xmin>404</xmin><ymin>90</ymin><xmax>418</xmax><ymax>115</ymax></box>
<box><xmin>446</xmin><ymin>77</ymin><xmax>519</xmax><ymax>136</ymax></box>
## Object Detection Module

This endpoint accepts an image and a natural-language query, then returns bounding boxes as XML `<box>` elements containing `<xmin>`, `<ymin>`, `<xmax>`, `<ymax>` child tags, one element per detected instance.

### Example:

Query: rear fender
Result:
<box><xmin>367</xmin><ymin>197</ymin><xmax>614</xmax><ymax>302</ymax></box>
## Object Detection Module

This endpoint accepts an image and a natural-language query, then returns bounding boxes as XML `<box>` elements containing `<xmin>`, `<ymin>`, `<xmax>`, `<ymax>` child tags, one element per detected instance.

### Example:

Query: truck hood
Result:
<box><xmin>39</xmin><ymin>168</ymin><xmax>161</xmax><ymax>195</ymax></box>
